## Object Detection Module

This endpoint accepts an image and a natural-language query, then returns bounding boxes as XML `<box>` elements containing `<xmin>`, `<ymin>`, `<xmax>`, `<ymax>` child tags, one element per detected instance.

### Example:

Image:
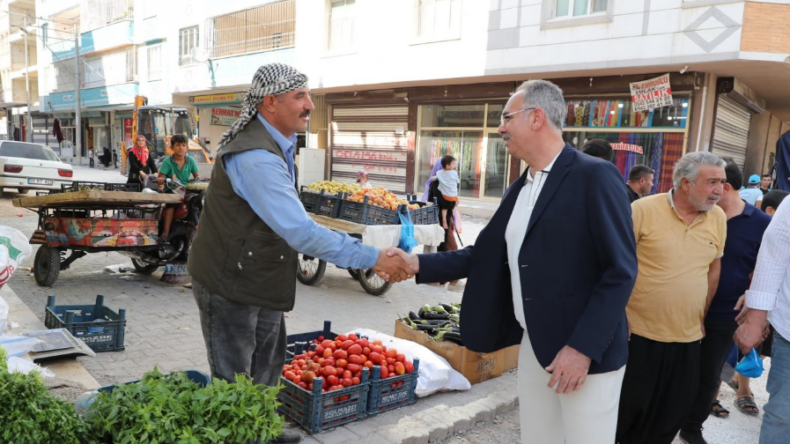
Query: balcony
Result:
<box><xmin>80</xmin><ymin>0</ymin><xmax>133</xmax><ymax>34</ymax></box>
<box><xmin>48</xmin><ymin>20</ymin><xmax>134</xmax><ymax>60</ymax></box>
<box><xmin>206</xmin><ymin>0</ymin><xmax>295</xmax><ymax>59</ymax></box>
<box><xmin>46</xmin><ymin>82</ymin><xmax>138</xmax><ymax>111</ymax></box>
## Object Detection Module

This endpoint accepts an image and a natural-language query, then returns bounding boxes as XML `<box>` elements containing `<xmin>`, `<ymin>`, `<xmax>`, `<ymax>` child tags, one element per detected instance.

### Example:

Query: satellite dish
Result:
<box><xmin>191</xmin><ymin>47</ymin><xmax>209</xmax><ymax>63</ymax></box>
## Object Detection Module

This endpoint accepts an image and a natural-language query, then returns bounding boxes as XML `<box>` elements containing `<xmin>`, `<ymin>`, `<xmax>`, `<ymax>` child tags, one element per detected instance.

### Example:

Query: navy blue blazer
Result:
<box><xmin>417</xmin><ymin>145</ymin><xmax>638</xmax><ymax>374</ymax></box>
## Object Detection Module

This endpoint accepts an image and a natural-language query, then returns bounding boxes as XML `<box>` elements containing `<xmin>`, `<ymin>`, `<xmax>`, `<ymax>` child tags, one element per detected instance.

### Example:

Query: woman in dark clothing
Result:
<box><xmin>127</xmin><ymin>135</ymin><xmax>157</xmax><ymax>185</ymax></box>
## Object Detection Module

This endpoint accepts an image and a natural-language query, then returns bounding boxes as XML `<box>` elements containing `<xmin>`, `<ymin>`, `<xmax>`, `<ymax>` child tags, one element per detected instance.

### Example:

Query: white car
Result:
<box><xmin>0</xmin><ymin>141</ymin><xmax>73</xmax><ymax>193</ymax></box>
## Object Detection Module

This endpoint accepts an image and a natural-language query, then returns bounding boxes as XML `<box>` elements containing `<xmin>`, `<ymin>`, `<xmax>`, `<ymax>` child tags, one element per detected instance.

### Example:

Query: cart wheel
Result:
<box><xmin>356</xmin><ymin>269</ymin><xmax>392</xmax><ymax>296</ymax></box>
<box><xmin>34</xmin><ymin>245</ymin><xmax>61</xmax><ymax>287</ymax></box>
<box><xmin>347</xmin><ymin>269</ymin><xmax>359</xmax><ymax>279</ymax></box>
<box><xmin>131</xmin><ymin>259</ymin><xmax>159</xmax><ymax>274</ymax></box>
<box><xmin>297</xmin><ymin>254</ymin><xmax>326</xmax><ymax>286</ymax></box>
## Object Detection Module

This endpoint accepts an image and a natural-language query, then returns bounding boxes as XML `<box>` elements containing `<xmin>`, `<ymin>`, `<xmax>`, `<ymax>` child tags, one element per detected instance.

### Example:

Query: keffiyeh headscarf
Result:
<box><xmin>217</xmin><ymin>63</ymin><xmax>309</xmax><ymax>148</ymax></box>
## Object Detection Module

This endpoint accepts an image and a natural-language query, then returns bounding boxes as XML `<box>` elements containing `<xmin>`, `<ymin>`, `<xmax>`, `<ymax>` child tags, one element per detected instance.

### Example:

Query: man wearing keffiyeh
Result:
<box><xmin>188</xmin><ymin>64</ymin><xmax>412</xmax><ymax>443</ymax></box>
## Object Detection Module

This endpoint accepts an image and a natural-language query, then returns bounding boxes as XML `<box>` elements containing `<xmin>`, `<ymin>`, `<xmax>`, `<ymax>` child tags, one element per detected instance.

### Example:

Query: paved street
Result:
<box><xmin>0</xmin><ymin>165</ymin><xmax>769</xmax><ymax>443</ymax></box>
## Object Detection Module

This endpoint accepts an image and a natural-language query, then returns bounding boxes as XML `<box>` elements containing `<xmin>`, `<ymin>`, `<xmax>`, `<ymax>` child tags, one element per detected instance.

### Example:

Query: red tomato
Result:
<box><xmin>405</xmin><ymin>362</ymin><xmax>414</xmax><ymax>373</ymax></box>
<box><xmin>363</xmin><ymin>361</ymin><xmax>374</xmax><ymax>369</ymax></box>
<box><xmin>323</xmin><ymin>366</ymin><xmax>337</xmax><ymax>377</ymax></box>
<box><xmin>302</xmin><ymin>371</ymin><xmax>316</xmax><ymax>384</ymax></box>
<box><xmin>357</xmin><ymin>339</ymin><xmax>370</xmax><ymax>349</ymax></box>
<box><xmin>320</xmin><ymin>358</ymin><xmax>335</xmax><ymax>367</ymax></box>
<box><xmin>386</xmin><ymin>349</ymin><xmax>398</xmax><ymax>359</ymax></box>
<box><xmin>298</xmin><ymin>382</ymin><xmax>308</xmax><ymax>389</ymax></box>
<box><xmin>348</xmin><ymin>333</ymin><xmax>359</xmax><ymax>341</ymax></box>
<box><xmin>394</xmin><ymin>362</ymin><xmax>406</xmax><ymax>375</ymax></box>
<box><xmin>284</xmin><ymin>371</ymin><xmax>296</xmax><ymax>381</ymax></box>
<box><xmin>352</xmin><ymin>377</ymin><xmax>360</xmax><ymax>385</ymax></box>
<box><xmin>336</xmin><ymin>359</ymin><xmax>348</xmax><ymax>368</ymax></box>
<box><xmin>323</xmin><ymin>348</ymin><xmax>333</xmax><ymax>359</ymax></box>
<box><xmin>353</xmin><ymin>371</ymin><xmax>361</xmax><ymax>379</ymax></box>
<box><xmin>369</xmin><ymin>352</ymin><xmax>383</xmax><ymax>365</ymax></box>
<box><xmin>321</xmin><ymin>340</ymin><xmax>333</xmax><ymax>349</ymax></box>
<box><xmin>342</xmin><ymin>378</ymin><xmax>353</xmax><ymax>387</ymax></box>
<box><xmin>379</xmin><ymin>366</ymin><xmax>389</xmax><ymax>378</ymax></box>
<box><xmin>372</xmin><ymin>339</ymin><xmax>383</xmax><ymax>346</ymax></box>
<box><xmin>294</xmin><ymin>375</ymin><xmax>302</xmax><ymax>384</ymax></box>
<box><xmin>337</xmin><ymin>334</ymin><xmax>348</xmax><ymax>342</ymax></box>
<box><xmin>317</xmin><ymin>335</ymin><xmax>325</xmax><ymax>342</ymax></box>
<box><xmin>386</xmin><ymin>357</ymin><xmax>396</xmax><ymax>366</ymax></box>
<box><xmin>348</xmin><ymin>344</ymin><xmax>363</xmax><ymax>356</ymax></box>
<box><xmin>314</xmin><ymin>345</ymin><xmax>325</xmax><ymax>355</ymax></box>
<box><xmin>333</xmin><ymin>350</ymin><xmax>348</xmax><ymax>360</ymax></box>
<box><xmin>341</xmin><ymin>340</ymin><xmax>355</xmax><ymax>350</ymax></box>
<box><xmin>348</xmin><ymin>355</ymin><xmax>363</xmax><ymax>365</ymax></box>
<box><xmin>327</xmin><ymin>375</ymin><xmax>339</xmax><ymax>386</ymax></box>
<box><xmin>396</xmin><ymin>353</ymin><xmax>406</xmax><ymax>363</ymax></box>
<box><xmin>308</xmin><ymin>382</ymin><xmax>314</xmax><ymax>391</ymax></box>
<box><xmin>362</xmin><ymin>347</ymin><xmax>372</xmax><ymax>356</ymax></box>
<box><xmin>343</xmin><ymin>370</ymin><xmax>353</xmax><ymax>380</ymax></box>
<box><xmin>372</xmin><ymin>345</ymin><xmax>384</xmax><ymax>354</ymax></box>
<box><xmin>388</xmin><ymin>365</ymin><xmax>395</xmax><ymax>374</ymax></box>
<box><xmin>346</xmin><ymin>363</ymin><xmax>362</xmax><ymax>373</ymax></box>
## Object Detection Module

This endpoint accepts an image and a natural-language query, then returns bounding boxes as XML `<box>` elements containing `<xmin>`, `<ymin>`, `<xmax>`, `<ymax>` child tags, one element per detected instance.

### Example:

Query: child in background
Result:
<box><xmin>356</xmin><ymin>170</ymin><xmax>372</xmax><ymax>188</ymax></box>
<box><xmin>157</xmin><ymin>134</ymin><xmax>200</xmax><ymax>243</ymax></box>
<box><xmin>432</xmin><ymin>155</ymin><xmax>460</xmax><ymax>230</ymax></box>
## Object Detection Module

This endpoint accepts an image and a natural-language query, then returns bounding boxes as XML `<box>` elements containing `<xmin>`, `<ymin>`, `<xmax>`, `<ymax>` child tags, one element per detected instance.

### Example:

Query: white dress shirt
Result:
<box><xmin>505</xmin><ymin>151</ymin><xmax>562</xmax><ymax>331</ymax></box>
<box><xmin>746</xmin><ymin>198</ymin><xmax>790</xmax><ymax>340</ymax></box>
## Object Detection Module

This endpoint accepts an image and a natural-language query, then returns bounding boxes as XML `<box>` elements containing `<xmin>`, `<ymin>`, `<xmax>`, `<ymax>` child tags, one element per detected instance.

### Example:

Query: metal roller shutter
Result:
<box><xmin>330</xmin><ymin>106</ymin><xmax>409</xmax><ymax>194</ymax></box>
<box><xmin>711</xmin><ymin>95</ymin><xmax>752</xmax><ymax>168</ymax></box>
<box><xmin>31</xmin><ymin>114</ymin><xmax>61</xmax><ymax>154</ymax></box>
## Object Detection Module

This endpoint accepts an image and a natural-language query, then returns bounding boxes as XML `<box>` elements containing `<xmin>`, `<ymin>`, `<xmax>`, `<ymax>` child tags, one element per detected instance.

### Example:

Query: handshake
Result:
<box><xmin>372</xmin><ymin>248</ymin><xmax>419</xmax><ymax>283</ymax></box>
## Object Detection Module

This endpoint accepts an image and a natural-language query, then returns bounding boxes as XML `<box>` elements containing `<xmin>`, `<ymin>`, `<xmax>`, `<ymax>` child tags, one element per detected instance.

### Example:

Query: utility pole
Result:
<box><xmin>22</xmin><ymin>16</ymin><xmax>31</xmax><ymax>142</ymax></box>
<box><xmin>74</xmin><ymin>25</ymin><xmax>81</xmax><ymax>165</ymax></box>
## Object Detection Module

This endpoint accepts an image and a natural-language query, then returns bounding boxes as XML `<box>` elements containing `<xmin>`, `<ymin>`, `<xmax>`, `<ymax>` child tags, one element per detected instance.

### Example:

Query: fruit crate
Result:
<box><xmin>44</xmin><ymin>294</ymin><xmax>126</xmax><ymax>352</ymax></box>
<box><xmin>405</xmin><ymin>195</ymin><xmax>439</xmax><ymax>225</ymax></box>
<box><xmin>299</xmin><ymin>188</ymin><xmax>344</xmax><ymax>218</ymax></box>
<box><xmin>277</xmin><ymin>367</ymin><xmax>370</xmax><ymax>434</ymax></box>
<box><xmin>286</xmin><ymin>320</ymin><xmax>337</xmax><ymax>361</ymax></box>
<box><xmin>337</xmin><ymin>196</ymin><xmax>402</xmax><ymax>225</ymax></box>
<box><xmin>367</xmin><ymin>358</ymin><xmax>420</xmax><ymax>415</ymax></box>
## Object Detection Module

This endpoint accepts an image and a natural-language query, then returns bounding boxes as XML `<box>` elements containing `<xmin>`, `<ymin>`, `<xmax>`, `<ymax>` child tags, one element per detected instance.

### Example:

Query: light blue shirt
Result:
<box><xmin>739</xmin><ymin>187</ymin><xmax>764</xmax><ymax>206</ymax></box>
<box><xmin>433</xmin><ymin>169</ymin><xmax>460</xmax><ymax>198</ymax></box>
<box><xmin>224</xmin><ymin>114</ymin><xmax>379</xmax><ymax>270</ymax></box>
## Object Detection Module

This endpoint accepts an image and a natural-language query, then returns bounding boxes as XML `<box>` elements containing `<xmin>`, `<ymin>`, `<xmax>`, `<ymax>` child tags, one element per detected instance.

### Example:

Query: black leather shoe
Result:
<box><xmin>271</xmin><ymin>429</ymin><xmax>302</xmax><ymax>443</ymax></box>
<box><xmin>679</xmin><ymin>429</ymin><xmax>708</xmax><ymax>444</ymax></box>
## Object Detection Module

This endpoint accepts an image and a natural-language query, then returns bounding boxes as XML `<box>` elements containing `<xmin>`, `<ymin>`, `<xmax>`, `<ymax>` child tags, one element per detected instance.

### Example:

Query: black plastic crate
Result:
<box><xmin>286</xmin><ymin>320</ymin><xmax>337</xmax><ymax>361</ymax></box>
<box><xmin>277</xmin><ymin>368</ymin><xmax>370</xmax><ymax>434</ymax></box>
<box><xmin>105</xmin><ymin>183</ymin><xmax>141</xmax><ymax>192</ymax></box>
<box><xmin>44</xmin><ymin>294</ymin><xmax>126</xmax><ymax>352</ymax></box>
<box><xmin>337</xmin><ymin>196</ymin><xmax>401</xmax><ymax>225</ymax></box>
<box><xmin>368</xmin><ymin>358</ymin><xmax>420</xmax><ymax>415</ymax></box>
<box><xmin>62</xmin><ymin>181</ymin><xmax>107</xmax><ymax>192</ymax></box>
<box><xmin>300</xmin><ymin>188</ymin><xmax>343</xmax><ymax>218</ymax></box>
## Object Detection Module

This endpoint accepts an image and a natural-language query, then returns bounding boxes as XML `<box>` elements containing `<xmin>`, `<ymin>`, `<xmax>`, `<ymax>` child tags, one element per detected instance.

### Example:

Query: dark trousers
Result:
<box><xmin>681</xmin><ymin>319</ymin><xmax>738</xmax><ymax>434</ymax></box>
<box><xmin>89</xmin><ymin>158</ymin><xmax>94</xmax><ymax>167</ymax></box>
<box><xmin>616</xmin><ymin>334</ymin><xmax>701</xmax><ymax>444</ymax></box>
<box><xmin>192</xmin><ymin>280</ymin><xmax>286</xmax><ymax>387</ymax></box>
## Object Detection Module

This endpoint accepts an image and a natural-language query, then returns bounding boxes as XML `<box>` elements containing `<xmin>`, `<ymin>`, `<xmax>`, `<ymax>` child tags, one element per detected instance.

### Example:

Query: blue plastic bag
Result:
<box><xmin>398</xmin><ymin>209</ymin><xmax>418</xmax><ymax>254</ymax></box>
<box><xmin>735</xmin><ymin>348</ymin><xmax>764</xmax><ymax>378</ymax></box>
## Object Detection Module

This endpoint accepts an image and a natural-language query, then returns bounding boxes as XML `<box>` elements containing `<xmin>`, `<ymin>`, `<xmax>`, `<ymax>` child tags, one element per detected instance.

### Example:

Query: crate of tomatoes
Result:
<box><xmin>279</xmin><ymin>334</ymin><xmax>371</xmax><ymax>434</ymax></box>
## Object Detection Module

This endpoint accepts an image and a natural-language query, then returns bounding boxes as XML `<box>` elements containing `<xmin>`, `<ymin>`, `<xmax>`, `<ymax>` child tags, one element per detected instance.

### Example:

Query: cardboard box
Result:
<box><xmin>394</xmin><ymin>320</ymin><xmax>518</xmax><ymax>384</ymax></box>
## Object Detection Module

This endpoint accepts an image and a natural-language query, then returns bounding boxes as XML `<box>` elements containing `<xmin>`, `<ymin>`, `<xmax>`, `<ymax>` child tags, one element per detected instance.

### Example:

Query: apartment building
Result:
<box><xmin>300</xmin><ymin>0</ymin><xmax>790</xmax><ymax>199</ymax></box>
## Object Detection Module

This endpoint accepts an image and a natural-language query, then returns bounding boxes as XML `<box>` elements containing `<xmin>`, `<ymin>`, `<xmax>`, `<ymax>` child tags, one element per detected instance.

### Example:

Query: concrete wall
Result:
<box><xmin>486</xmin><ymin>1</ymin><xmax>746</xmax><ymax>76</ymax></box>
<box><xmin>295</xmin><ymin>0</ymin><xmax>490</xmax><ymax>92</ymax></box>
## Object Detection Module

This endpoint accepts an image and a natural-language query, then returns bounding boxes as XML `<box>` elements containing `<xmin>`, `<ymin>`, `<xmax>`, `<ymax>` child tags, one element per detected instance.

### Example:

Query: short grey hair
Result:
<box><xmin>515</xmin><ymin>80</ymin><xmax>567</xmax><ymax>132</ymax></box>
<box><xmin>672</xmin><ymin>152</ymin><xmax>726</xmax><ymax>188</ymax></box>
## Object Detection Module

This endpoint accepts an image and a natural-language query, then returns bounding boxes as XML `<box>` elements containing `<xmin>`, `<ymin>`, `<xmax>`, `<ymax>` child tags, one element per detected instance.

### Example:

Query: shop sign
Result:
<box><xmin>630</xmin><ymin>74</ymin><xmax>673</xmax><ymax>112</ymax></box>
<box><xmin>611</xmin><ymin>142</ymin><xmax>644</xmax><ymax>155</ymax></box>
<box><xmin>210</xmin><ymin>107</ymin><xmax>241</xmax><ymax>126</ymax></box>
<box><xmin>190</xmin><ymin>92</ymin><xmax>245</xmax><ymax>104</ymax></box>
<box><xmin>124</xmin><ymin>118</ymin><xmax>132</xmax><ymax>130</ymax></box>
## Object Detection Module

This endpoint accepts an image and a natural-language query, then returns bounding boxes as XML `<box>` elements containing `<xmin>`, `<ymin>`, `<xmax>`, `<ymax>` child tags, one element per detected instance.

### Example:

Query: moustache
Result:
<box><xmin>300</xmin><ymin>111</ymin><xmax>311</xmax><ymax>118</ymax></box>
<box><xmin>502</xmin><ymin>134</ymin><xmax>511</xmax><ymax>141</ymax></box>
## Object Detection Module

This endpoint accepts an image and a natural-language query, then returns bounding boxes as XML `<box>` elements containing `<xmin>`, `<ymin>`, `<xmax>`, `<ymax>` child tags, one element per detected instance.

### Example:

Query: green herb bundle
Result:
<box><xmin>0</xmin><ymin>346</ymin><xmax>90</xmax><ymax>444</ymax></box>
<box><xmin>87</xmin><ymin>368</ymin><xmax>283</xmax><ymax>444</ymax></box>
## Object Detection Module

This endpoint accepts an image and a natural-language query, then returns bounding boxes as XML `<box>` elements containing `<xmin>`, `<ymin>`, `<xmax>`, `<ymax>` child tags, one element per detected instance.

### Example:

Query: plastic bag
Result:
<box><xmin>0</xmin><ymin>226</ymin><xmax>32</xmax><ymax>289</ymax></box>
<box><xmin>6</xmin><ymin>356</ymin><xmax>54</xmax><ymax>377</ymax></box>
<box><xmin>735</xmin><ymin>348</ymin><xmax>764</xmax><ymax>378</ymax></box>
<box><xmin>398</xmin><ymin>210</ymin><xmax>418</xmax><ymax>254</ymax></box>
<box><xmin>0</xmin><ymin>295</ymin><xmax>7</xmax><ymax>334</ymax></box>
<box><xmin>349</xmin><ymin>328</ymin><xmax>471</xmax><ymax>397</ymax></box>
<box><xmin>0</xmin><ymin>334</ymin><xmax>42</xmax><ymax>358</ymax></box>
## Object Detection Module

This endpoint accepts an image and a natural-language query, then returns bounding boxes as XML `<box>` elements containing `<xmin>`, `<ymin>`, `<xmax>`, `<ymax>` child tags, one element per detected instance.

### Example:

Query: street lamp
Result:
<box><xmin>18</xmin><ymin>17</ymin><xmax>32</xmax><ymax>143</ymax></box>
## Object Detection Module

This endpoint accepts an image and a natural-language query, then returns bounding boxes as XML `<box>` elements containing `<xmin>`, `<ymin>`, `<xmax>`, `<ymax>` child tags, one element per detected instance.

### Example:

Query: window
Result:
<box><xmin>419</xmin><ymin>0</ymin><xmax>461</xmax><ymax>38</ymax></box>
<box><xmin>555</xmin><ymin>0</ymin><xmax>607</xmax><ymax>17</ymax></box>
<box><xmin>207</xmin><ymin>1</ymin><xmax>296</xmax><ymax>59</ymax></box>
<box><xmin>179</xmin><ymin>26</ymin><xmax>199</xmax><ymax>66</ymax></box>
<box><xmin>147</xmin><ymin>45</ymin><xmax>161</xmax><ymax>81</ymax></box>
<box><xmin>329</xmin><ymin>0</ymin><xmax>356</xmax><ymax>51</ymax></box>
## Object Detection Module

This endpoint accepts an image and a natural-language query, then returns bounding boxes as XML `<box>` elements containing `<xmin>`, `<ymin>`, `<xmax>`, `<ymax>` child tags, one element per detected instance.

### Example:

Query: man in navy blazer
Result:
<box><xmin>392</xmin><ymin>80</ymin><xmax>637</xmax><ymax>444</ymax></box>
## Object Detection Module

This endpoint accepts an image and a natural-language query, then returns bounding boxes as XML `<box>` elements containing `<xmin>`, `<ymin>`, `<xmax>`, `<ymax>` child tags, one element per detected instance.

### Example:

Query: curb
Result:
<box><xmin>299</xmin><ymin>370</ymin><xmax>519</xmax><ymax>444</ymax></box>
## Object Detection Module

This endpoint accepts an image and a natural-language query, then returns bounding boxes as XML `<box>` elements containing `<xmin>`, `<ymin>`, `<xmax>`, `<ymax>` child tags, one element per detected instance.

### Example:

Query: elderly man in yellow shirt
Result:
<box><xmin>616</xmin><ymin>152</ymin><xmax>727</xmax><ymax>444</ymax></box>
